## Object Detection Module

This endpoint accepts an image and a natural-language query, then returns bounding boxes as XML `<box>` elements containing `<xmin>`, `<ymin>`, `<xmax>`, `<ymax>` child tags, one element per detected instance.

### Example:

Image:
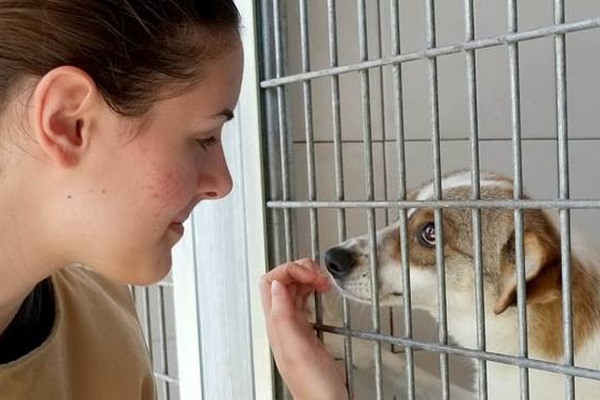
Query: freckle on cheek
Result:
<box><xmin>146</xmin><ymin>170</ymin><xmax>187</xmax><ymax>204</ymax></box>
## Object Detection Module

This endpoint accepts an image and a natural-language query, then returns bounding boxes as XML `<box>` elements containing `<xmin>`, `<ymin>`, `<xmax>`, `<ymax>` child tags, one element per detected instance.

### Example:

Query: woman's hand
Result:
<box><xmin>260</xmin><ymin>259</ymin><xmax>348</xmax><ymax>400</ymax></box>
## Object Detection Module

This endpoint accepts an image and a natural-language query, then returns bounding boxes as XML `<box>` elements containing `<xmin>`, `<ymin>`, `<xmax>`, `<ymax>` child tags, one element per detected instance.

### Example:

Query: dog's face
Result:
<box><xmin>324</xmin><ymin>170</ymin><xmax>562</xmax><ymax>317</ymax></box>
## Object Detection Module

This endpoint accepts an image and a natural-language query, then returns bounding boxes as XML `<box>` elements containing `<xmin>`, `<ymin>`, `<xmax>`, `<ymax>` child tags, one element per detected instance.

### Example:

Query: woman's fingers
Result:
<box><xmin>260</xmin><ymin>261</ymin><xmax>349</xmax><ymax>400</ymax></box>
<box><xmin>262</xmin><ymin>259</ymin><xmax>329</xmax><ymax>287</ymax></box>
<box><xmin>260</xmin><ymin>259</ymin><xmax>331</xmax><ymax>313</ymax></box>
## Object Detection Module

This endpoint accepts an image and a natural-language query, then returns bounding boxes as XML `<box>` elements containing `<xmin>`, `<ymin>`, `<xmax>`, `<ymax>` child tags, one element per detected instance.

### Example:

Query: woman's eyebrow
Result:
<box><xmin>212</xmin><ymin>108</ymin><xmax>235</xmax><ymax>121</ymax></box>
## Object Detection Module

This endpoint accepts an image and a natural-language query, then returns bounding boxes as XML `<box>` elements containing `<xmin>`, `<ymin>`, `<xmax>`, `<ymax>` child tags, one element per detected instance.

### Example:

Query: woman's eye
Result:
<box><xmin>419</xmin><ymin>222</ymin><xmax>436</xmax><ymax>247</ymax></box>
<box><xmin>196</xmin><ymin>137</ymin><xmax>218</xmax><ymax>150</ymax></box>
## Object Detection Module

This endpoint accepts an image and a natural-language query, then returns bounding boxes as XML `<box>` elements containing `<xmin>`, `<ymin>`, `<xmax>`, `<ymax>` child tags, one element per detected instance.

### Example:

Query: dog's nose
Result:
<box><xmin>324</xmin><ymin>247</ymin><xmax>356</xmax><ymax>280</ymax></box>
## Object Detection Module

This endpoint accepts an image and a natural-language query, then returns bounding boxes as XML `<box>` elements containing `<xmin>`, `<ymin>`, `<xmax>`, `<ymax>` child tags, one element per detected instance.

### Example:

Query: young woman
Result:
<box><xmin>0</xmin><ymin>0</ymin><xmax>346</xmax><ymax>399</ymax></box>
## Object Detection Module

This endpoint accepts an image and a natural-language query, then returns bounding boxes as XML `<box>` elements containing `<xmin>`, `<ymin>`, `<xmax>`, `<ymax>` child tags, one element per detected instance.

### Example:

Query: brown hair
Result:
<box><xmin>0</xmin><ymin>0</ymin><xmax>240</xmax><ymax>116</ymax></box>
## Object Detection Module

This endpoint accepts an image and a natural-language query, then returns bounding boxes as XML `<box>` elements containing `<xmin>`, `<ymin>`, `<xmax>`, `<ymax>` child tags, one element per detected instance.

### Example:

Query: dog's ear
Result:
<box><xmin>494</xmin><ymin>220</ymin><xmax>562</xmax><ymax>315</ymax></box>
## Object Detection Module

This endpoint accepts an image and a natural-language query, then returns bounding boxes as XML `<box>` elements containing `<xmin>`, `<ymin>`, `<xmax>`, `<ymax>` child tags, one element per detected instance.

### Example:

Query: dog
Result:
<box><xmin>323</xmin><ymin>170</ymin><xmax>600</xmax><ymax>399</ymax></box>
<box><xmin>309</xmin><ymin>290</ymin><xmax>475</xmax><ymax>399</ymax></box>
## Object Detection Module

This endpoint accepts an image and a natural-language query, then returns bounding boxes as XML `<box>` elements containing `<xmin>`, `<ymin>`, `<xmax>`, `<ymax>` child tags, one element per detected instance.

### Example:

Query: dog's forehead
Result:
<box><xmin>414</xmin><ymin>171</ymin><xmax>513</xmax><ymax>201</ymax></box>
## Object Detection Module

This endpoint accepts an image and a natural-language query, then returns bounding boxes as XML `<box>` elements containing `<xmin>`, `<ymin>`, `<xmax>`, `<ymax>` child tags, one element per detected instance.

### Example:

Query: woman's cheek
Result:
<box><xmin>145</xmin><ymin>166</ymin><xmax>194</xmax><ymax>214</ymax></box>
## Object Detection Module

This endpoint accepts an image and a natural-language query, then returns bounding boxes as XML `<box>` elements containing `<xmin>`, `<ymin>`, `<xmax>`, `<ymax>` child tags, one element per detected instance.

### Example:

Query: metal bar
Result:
<box><xmin>554</xmin><ymin>1</ymin><xmax>574</xmax><ymax>399</ymax></box>
<box><xmin>273</xmin><ymin>1</ymin><xmax>293</xmax><ymax>397</ymax></box>
<box><xmin>326</xmin><ymin>0</ymin><xmax>355</xmax><ymax>397</ymax></box>
<box><xmin>463</xmin><ymin>0</ymin><xmax>488</xmax><ymax>398</ymax></box>
<box><xmin>258</xmin><ymin>0</ymin><xmax>281</xmax><ymax>251</ymax></box>
<box><xmin>267</xmin><ymin>198</ymin><xmax>600</xmax><ymax>209</ymax></box>
<box><xmin>190</xmin><ymin>217</ymin><xmax>206</xmax><ymax>399</ymax></box>
<box><xmin>154</xmin><ymin>372</ymin><xmax>180</xmax><ymax>386</ymax></box>
<box><xmin>357</xmin><ymin>0</ymin><xmax>384</xmax><ymax>398</ymax></box>
<box><xmin>157</xmin><ymin>286</ymin><xmax>170</xmax><ymax>400</ymax></box>
<box><xmin>374</xmin><ymin>0</ymin><xmax>390</xmax><ymax>228</ymax></box>
<box><xmin>143</xmin><ymin>287</ymin><xmax>154</xmax><ymax>364</ymax></box>
<box><xmin>390</xmin><ymin>0</ymin><xmax>415</xmax><ymax>398</ymax></box>
<box><xmin>315</xmin><ymin>324</ymin><xmax>600</xmax><ymax>380</ymax></box>
<box><xmin>260</xmin><ymin>0</ymin><xmax>286</xmax><ymax>267</ymax></box>
<box><xmin>424</xmin><ymin>0</ymin><xmax>450</xmax><ymax>397</ymax></box>
<box><xmin>261</xmin><ymin>18</ymin><xmax>600</xmax><ymax>88</ymax></box>
<box><xmin>299</xmin><ymin>0</ymin><xmax>323</xmax><ymax>343</ymax></box>
<box><xmin>507</xmin><ymin>1</ymin><xmax>530</xmax><ymax>399</ymax></box>
<box><xmin>273</xmin><ymin>0</ymin><xmax>293</xmax><ymax>261</ymax></box>
<box><xmin>299</xmin><ymin>0</ymin><xmax>319</xmax><ymax>260</ymax></box>
<box><xmin>291</xmin><ymin>136</ymin><xmax>600</xmax><ymax>144</ymax></box>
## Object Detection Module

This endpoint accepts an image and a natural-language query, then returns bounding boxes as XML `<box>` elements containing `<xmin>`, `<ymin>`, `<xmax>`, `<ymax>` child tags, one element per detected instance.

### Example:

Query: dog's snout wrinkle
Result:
<box><xmin>324</xmin><ymin>247</ymin><xmax>356</xmax><ymax>280</ymax></box>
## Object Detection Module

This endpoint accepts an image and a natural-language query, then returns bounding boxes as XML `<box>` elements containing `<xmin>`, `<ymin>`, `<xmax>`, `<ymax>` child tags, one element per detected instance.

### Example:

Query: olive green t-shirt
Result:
<box><xmin>0</xmin><ymin>265</ymin><xmax>156</xmax><ymax>400</ymax></box>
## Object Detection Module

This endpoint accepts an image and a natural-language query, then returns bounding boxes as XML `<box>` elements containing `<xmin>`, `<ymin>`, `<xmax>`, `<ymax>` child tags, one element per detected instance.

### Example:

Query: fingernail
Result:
<box><xmin>271</xmin><ymin>280</ymin><xmax>283</xmax><ymax>296</ymax></box>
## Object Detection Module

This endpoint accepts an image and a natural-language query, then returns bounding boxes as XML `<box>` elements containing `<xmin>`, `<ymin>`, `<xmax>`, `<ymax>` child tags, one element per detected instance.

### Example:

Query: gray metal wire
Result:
<box><xmin>553</xmin><ymin>1</ymin><xmax>575</xmax><ymax>399</ymax></box>
<box><xmin>424</xmin><ymin>0</ymin><xmax>450</xmax><ymax>397</ymax></box>
<box><xmin>316</xmin><ymin>323</ymin><xmax>600</xmax><ymax>380</ymax></box>
<box><xmin>463</xmin><ymin>0</ymin><xmax>488</xmax><ymax>398</ymax></box>
<box><xmin>326</xmin><ymin>1</ymin><xmax>355</xmax><ymax>397</ymax></box>
<box><xmin>257</xmin><ymin>2</ymin><xmax>600</xmax><ymax>399</ymax></box>
<box><xmin>133</xmin><ymin>284</ymin><xmax>180</xmax><ymax>400</ymax></box>
<box><xmin>267</xmin><ymin>198</ymin><xmax>600</xmax><ymax>209</ymax></box>
<box><xmin>506</xmin><ymin>1</ymin><xmax>530</xmax><ymax>399</ymax></box>
<box><xmin>261</xmin><ymin>18</ymin><xmax>600</xmax><ymax>88</ymax></box>
<box><xmin>389</xmin><ymin>0</ymin><xmax>415</xmax><ymax>399</ymax></box>
<box><xmin>273</xmin><ymin>0</ymin><xmax>293</xmax><ymax>262</ymax></box>
<box><xmin>357</xmin><ymin>1</ymin><xmax>384</xmax><ymax>397</ymax></box>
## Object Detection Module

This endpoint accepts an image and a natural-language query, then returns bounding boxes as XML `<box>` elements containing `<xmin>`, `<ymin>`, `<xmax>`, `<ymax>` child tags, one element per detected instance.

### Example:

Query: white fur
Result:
<box><xmin>407</xmin><ymin>171</ymin><xmax>513</xmax><ymax>219</ymax></box>
<box><xmin>328</xmin><ymin>172</ymin><xmax>600</xmax><ymax>399</ymax></box>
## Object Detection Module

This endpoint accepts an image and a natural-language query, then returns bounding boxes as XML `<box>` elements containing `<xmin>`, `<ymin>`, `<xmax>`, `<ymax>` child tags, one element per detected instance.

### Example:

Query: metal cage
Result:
<box><xmin>258</xmin><ymin>0</ymin><xmax>600</xmax><ymax>399</ymax></box>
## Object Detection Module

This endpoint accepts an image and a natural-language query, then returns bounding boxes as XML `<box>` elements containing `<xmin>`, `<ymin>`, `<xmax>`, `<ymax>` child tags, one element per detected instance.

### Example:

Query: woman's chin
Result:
<box><xmin>90</xmin><ymin>254</ymin><xmax>173</xmax><ymax>286</ymax></box>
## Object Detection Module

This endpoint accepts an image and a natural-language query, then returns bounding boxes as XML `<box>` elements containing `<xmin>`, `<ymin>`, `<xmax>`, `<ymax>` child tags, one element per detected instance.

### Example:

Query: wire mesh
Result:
<box><xmin>133</xmin><ymin>282</ymin><xmax>180</xmax><ymax>400</ymax></box>
<box><xmin>258</xmin><ymin>1</ymin><xmax>600</xmax><ymax>399</ymax></box>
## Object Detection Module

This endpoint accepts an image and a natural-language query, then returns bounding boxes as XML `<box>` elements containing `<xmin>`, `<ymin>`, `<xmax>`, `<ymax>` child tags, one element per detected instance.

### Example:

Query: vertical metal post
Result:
<box><xmin>507</xmin><ymin>2</ymin><xmax>530</xmax><ymax>399</ymax></box>
<box><xmin>143</xmin><ymin>287</ymin><xmax>154</xmax><ymax>364</ymax></box>
<box><xmin>298</xmin><ymin>0</ymin><xmax>319</xmax><ymax>261</ymax></box>
<box><xmin>357</xmin><ymin>0</ymin><xmax>384</xmax><ymax>398</ymax></box>
<box><xmin>374</xmin><ymin>0</ymin><xmax>390</xmax><ymax>228</ymax></box>
<box><xmin>157</xmin><ymin>286</ymin><xmax>171</xmax><ymax>400</ymax></box>
<box><xmin>298</xmin><ymin>0</ymin><xmax>323</xmax><ymax>339</ymax></box>
<box><xmin>464</xmin><ymin>1</ymin><xmax>488</xmax><ymax>399</ymax></box>
<box><xmin>390</xmin><ymin>1</ymin><xmax>415</xmax><ymax>399</ymax></box>
<box><xmin>553</xmin><ymin>1</ymin><xmax>574</xmax><ymax>398</ymax></box>
<box><xmin>326</xmin><ymin>1</ymin><xmax>355</xmax><ymax>397</ymax></box>
<box><xmin>424</xmin><ymin>0</ymin><xmax>450</xmax><ymax>398</ymax></box>
<box><xmin>172</xmin><ymin>218</ymin><xmax>202</xmax><ymax>399</ymax></box>
<box><xmin>273</xmin><ymin>0</ymin><xmax>294</xmax><ymax>262</ymax></box>
<box><xmin>260</xmin><ymin>0</ymin><xmax>285</xmax><ymax>267</ymax></box>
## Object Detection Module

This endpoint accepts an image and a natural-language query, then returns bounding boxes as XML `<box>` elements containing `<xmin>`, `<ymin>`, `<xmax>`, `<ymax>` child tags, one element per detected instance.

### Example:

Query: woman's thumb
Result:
<box><xmin>270</xmin><ymin>280</ymin><xmax>294</xmax><ymax>319</ymax></box>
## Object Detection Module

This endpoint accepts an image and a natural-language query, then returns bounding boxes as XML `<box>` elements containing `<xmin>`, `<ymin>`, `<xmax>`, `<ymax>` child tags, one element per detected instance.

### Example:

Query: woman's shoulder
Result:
<box><xmin>0</xmin><ymin>265</ymin><xmax>155</xmax><ymax>400</ymax></box>
<box><xmin>55</xmin><ymin>264</ymin><xmax>135</xmax><ymax>309</ymax></box>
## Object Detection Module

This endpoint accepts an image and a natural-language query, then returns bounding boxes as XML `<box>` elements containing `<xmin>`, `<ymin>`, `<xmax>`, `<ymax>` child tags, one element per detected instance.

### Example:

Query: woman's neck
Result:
<box><xmin>0</xmin><ymin>195</ymin><xmax>56</xmax><ymax>336</ymax></box>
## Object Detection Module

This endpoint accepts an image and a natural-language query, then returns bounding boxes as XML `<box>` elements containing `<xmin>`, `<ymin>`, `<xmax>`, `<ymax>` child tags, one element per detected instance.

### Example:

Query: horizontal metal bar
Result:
<box><xmin>267</xmin><ymin>199</ymin><xmax>600</xmax><ymax>209</ymax></box>
<box><xmin>154</xmin><ymin>372</ymin><xmax>180</xmax><ymax>385</ymax></box>
<box><xmin>290</xmin><ymin>136</ymin><xmax>600</xmax><ymax>145</ymax></box>
<box><xmin>261</xmin><ymin>17</ymin><xmax>600</xmax><ymax>88</ymax></box>
<box><xmin>315</xmin><ymin>324</ymin><xmax>600</xmax><ymax>381</ymax></box>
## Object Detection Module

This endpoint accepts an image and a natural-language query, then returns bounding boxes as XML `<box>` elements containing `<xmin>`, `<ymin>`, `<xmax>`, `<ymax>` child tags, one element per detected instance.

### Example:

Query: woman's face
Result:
<box><xmin>61</xmin><ymin>42</ymin><xmax>244</xmax><ymax>284</ymax></box>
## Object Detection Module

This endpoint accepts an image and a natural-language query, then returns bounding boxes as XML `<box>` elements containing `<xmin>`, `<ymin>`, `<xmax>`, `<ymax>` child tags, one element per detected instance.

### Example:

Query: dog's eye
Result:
<box><xmin>419</xmin><ymin>222</ymin><xmax>436</xmax><ymax>247</ymax></box>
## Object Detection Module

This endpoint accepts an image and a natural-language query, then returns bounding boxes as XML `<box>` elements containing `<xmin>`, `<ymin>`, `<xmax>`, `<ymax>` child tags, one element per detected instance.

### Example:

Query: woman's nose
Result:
<box><xmin>198</xmin><ymin>147</ymin><xmax>233</xmax><ymax>200</ymax></box>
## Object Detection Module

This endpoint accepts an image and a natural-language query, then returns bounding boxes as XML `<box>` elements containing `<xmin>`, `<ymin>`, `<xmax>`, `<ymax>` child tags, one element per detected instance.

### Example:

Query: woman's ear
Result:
<box><xmin>29</xmin><ymin>66</ymin><xmax>101</xmax><ymax>167</ymax></box>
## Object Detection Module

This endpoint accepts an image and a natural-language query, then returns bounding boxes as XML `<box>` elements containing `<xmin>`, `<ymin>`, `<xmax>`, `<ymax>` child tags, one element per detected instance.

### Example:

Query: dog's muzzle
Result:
<box><xmin>324</xmin><ymin>246</ymin><xmax>356</xmax><ymax>280</ymax></box>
